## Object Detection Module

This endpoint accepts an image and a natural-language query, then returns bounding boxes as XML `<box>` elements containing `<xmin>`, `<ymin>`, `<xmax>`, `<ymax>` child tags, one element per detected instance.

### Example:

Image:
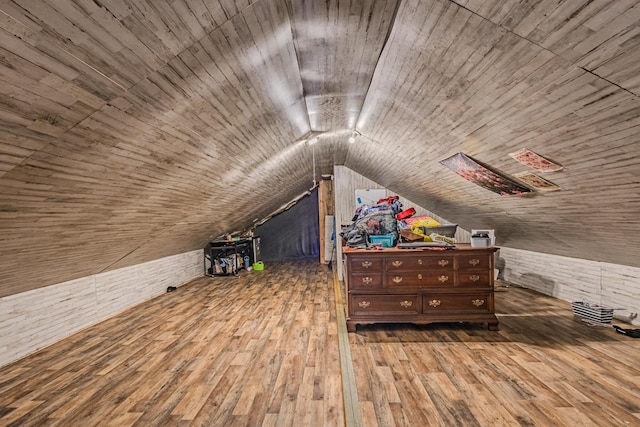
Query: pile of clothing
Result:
<box><xmin>341</xmin><ymin>195</ymin><xmax>453</xmax><ymax>248</ymax></box>
<box><xmin>341</xmin><ymin>196</ymin><xmax>403</xmax><ymax>248</ymax></box>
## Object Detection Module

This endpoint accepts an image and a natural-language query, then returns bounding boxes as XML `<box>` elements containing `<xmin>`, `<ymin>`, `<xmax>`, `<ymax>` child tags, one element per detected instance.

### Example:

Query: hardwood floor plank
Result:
<box><xmin>291</xmin><ymin>367</ymin><xmax>317</xmax><ymax>425</ymax></box>
<box><xmin>468</xmin><ymin>400</ymin><xmax>521</xmax><ymax>427</ymax></box>
<box><xmin>325</xmin><ymin>373</ymin><xmax>344</xmax><ymax>426</ymax></box>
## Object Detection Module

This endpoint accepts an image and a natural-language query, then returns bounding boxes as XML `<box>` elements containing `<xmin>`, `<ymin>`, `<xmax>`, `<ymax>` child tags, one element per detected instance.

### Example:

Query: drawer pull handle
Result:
<box><xmin>469</xmin><ymin>258</ymin><xmax>480</xmax><ymax>266</ymax></box>
<box><xmin>400</xmin><ymin>300</ymin><xmax>413</xmax><ymax>308</ymax></box>
<box><xmin>358</xmin><ymin>301</ymin><xmax>371</xmax><ymax>308</ymax></box>
<box><xmin>392</xmin><ymin>276</ymin><xmax>403</xmax><ymax>283</ymax></box>
<box><xmin>469</xmin><ymin>275</ymin><xmax>480</xmax><ymax>282</ymax></box>
<box><xmin>472</xmin><ymin>299</ymin><xmax>485</xmax><ymax>307</ymax></box>
<box><xmin>417</xmin><ymin>259</ymin><xmax>423</xmax><ymax>265</ymax></box>
<box><xmin>361</xmin><ymin>261</ymin><xmax>372</xmax><ymax>268</ymax></box>
<box><xmin>438</xmin><ymin>275</ymin><xmax>449</xmax><ymax>283</ymax></box>
<box><xmin>429</xmin><ymin>299</ymin><xmax>442</xmax><ymax>307</ymax></box>
<box><xmin>392</xmin><ymin>260</ymin><xmax>403</xmax><ymax>267</ymax></box>
<box><xmin>438</xmin><ymin>259</ymin><xmax>449</xmax><ymax>267</ymax></box>
<box><xmin>362</xmin><ymin>277</ymin><xmax>373</xmax><ymax>284</ymax></box>
<box><xmin>418</xmin><ymin>274</ymin><xmax>422</xmax><ymax>280</ymax></box>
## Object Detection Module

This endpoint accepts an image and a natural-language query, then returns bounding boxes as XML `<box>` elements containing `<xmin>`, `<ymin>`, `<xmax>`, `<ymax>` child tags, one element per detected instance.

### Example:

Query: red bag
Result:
<box><xmin>396</xmin><ymin>207</ymin><xmax>416</xmax><ymax>220</ymax></box>
<box><xmin>376</xmin><ymin>195</ymin><xmax>399</xmax><ymax>205</ymax></box>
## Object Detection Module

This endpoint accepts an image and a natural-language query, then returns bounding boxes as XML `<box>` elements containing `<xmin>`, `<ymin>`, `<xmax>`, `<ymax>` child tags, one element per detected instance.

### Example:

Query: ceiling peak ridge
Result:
<box><xmin>354</xmin><ymin>0</ymin><xmax>404</xmax><ymax>130</ymax></box>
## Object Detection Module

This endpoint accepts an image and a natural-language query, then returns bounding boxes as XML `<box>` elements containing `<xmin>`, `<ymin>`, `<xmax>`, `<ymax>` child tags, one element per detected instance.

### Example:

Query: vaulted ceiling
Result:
<box><xmin>1</xmin><ymin>0</ymin><xmax>639</xmax><ymax>297</ymax></box>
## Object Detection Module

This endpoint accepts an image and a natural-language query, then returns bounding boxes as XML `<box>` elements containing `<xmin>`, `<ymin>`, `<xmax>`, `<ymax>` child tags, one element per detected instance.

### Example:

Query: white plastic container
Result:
<box><xmin>472</xmin><ymin>229</ymin><xmax>495</xmax><ymax>246</ymax></box>
<box><xmin>471</xmin><ymin>236</ymin><xmax>491</xmax><ymax>247</ymax></box>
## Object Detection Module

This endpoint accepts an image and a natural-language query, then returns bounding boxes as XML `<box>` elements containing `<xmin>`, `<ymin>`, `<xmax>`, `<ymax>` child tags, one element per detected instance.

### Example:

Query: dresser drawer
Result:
<box><xmin>350</xmin><ymin>294</ymin><xmax>419</xmax><ymax>315</ymax></box>
<box><xmin>349</xmin><ymin>273</ymin><xmax>383</xmax><ymax>289</ymax></box>
<box><xmin>423</xmin><ymin>294</ymin><xmax>491</xmax><ymax>313</ymax></box>
<box><xmin>349</xmin><ymin>256</ymin><xmax>384</xmax><ymax>272</ymax></box>
<box><xmin>458</xmin><ymin>254</ymin><xmax>491</xmax><ymax>270</ymax></box>
<box><xmin>385</xmin><ymin>272</ymin><xmax>453</xmax><ymax>287</ymax></box>
<box><xmin>385</xmin><ymin>255</ymin><xmax>454</xmax><ymax>271</ymax></box>
<box><xmin>456</xmin><ymin>271</ymin><xmax>491</xmax><ymax>288</ymax></box>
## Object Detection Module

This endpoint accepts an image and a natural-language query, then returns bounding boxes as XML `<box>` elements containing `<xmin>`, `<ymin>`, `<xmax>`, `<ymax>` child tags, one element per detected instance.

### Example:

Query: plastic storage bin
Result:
<box><xmin>471</xmin><ymin>235</ymin><xmax>491</xmax><ymax>247</ymax></box>
<box><xmin>419</xmin><ymin>224</ymin><xmax>458</xmax><ymax>237</ymax></box>
<box><xmin>369</xmin><ymin>235</ymin><xmax>394</xmax><ymax>248</ymax></box>
<box><xmin>571</xmin><ymin>301</ymin><xmax>613</xmax><ymax>324</ymax></box>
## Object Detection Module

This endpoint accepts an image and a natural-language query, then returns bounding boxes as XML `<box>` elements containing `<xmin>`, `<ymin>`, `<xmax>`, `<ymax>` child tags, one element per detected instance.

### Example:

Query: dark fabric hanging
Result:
<box><xmin>255</xmin><ymin>188</ymin><xmax>320</xmax><ymax>262</ymax></box>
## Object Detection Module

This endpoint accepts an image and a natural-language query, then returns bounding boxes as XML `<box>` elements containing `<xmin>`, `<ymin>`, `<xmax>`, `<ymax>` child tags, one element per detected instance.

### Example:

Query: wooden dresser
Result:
<box><xmin>343</xmin><ymin>245</ymin><xmax>499</xmax><ymax>332</ymax></box>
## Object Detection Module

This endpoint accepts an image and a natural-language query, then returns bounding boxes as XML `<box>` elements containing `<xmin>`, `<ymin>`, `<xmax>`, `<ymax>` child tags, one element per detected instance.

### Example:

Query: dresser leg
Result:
<box><xmin>488</xmin><ymin>320</ymin><xmax>500</xmax><ymax>331</ymax></box>
<box><xmin>346</xmin><ymin>321</ymin><xmax>356</xmax><ymax>332</ymax></box>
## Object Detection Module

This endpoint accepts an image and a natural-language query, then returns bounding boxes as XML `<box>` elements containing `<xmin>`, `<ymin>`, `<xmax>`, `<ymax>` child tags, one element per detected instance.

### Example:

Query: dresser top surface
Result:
<box><xmin>343</xmin><ymin>244</ymin><xmax>497</xmax><ymax>255</ymax></box>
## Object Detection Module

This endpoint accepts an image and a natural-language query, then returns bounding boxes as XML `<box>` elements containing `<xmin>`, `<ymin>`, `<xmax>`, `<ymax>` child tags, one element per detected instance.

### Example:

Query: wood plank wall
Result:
<box><xmin>334</xmin><ymin>166</ymin><xmax>384</xmax><ymax>282</ymax></box>
<box><xmin>500</xmin><ymin>247</ymin><xmax>640</xmax><ymax>325</ymax></box>
<box><xmin>318</xmin><ymin>179</ymin><xmax>335</xmax><ymax>264</ymax></box>
<box><xmin>0</xmin><ymin>249</ymin><xmax>203</xmax><ymax>368</ymax></box>
<box><xmin>333</xmin><ymin>165</ymin><xmax>468</xmax><ymax>281</ymax></box>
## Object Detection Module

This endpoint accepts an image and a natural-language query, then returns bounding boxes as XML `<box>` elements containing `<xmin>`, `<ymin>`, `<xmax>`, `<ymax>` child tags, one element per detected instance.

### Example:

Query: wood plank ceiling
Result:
<box><xmin>0</xmin><ymin>0</ymin><xmax>639</xmax><ymax>297</ymax></box>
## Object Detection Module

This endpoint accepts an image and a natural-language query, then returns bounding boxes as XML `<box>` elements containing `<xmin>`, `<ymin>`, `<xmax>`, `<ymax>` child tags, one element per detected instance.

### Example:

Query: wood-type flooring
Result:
<box><xmin>1</xmin><ymin>260</ymin><xmax>639</xmax><ymax>426</ymax></box>
<box><xmin>0</xmin><ymin>261</ymin><xmax>343</xmax><ymax>426</ymax></box>
<box><xmin>349</xmin><ymin>285</ymin><xmax>640</xmax><ymax>427</ymax></box>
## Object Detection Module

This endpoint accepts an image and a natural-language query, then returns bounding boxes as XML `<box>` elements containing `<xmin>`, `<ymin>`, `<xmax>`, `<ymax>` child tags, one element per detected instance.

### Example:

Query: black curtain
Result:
<box><xmin>255</xmin><ymin>188</ymin><xmax>320</xmax><ymax>262</ymax></box>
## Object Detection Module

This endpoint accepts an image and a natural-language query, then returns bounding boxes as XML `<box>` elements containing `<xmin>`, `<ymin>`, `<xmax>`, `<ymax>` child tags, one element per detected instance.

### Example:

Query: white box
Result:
<box><xmin>471</xmin><ymin>236</ymin><xmax>491</xmax><ymax>247</ymax></box>
<box><xmin>472</xmin><ymin>229</ymin><xmax>495</xmax><ymax>247</ymax></box>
